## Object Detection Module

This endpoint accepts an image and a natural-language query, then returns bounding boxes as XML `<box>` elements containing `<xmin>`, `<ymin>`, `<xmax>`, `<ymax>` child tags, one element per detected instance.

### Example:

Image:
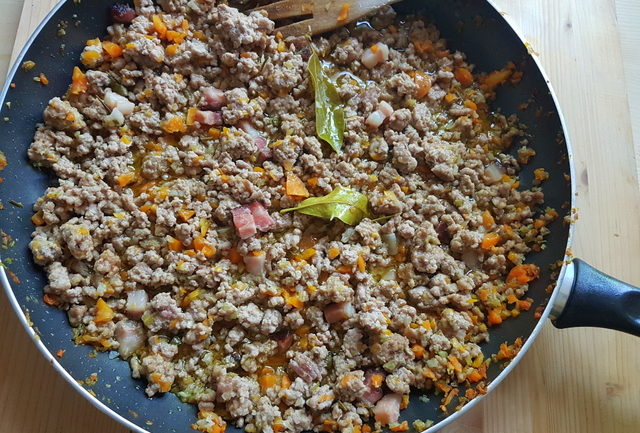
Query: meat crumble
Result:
<box><xmin>28</xmin><ymin>1</ymin><xmax>555</xmax><ymax>432</ymax></box>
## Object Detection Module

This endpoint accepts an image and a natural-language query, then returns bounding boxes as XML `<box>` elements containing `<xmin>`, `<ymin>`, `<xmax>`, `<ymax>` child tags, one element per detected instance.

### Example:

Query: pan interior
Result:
<box><xmin>0</xmin><ymin>0</ymin><xmax>571</xmax><ymax>431</ymax></box>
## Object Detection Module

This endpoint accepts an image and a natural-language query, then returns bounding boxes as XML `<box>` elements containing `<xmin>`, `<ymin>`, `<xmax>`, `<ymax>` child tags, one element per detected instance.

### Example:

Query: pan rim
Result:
<box><xmin>0</xmin><ymin>0</ymin><xmax>577</xmax><ymax>432</ymax></box>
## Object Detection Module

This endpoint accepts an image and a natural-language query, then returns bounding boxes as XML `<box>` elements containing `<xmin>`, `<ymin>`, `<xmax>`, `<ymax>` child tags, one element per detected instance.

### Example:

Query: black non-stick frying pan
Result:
<box><xmin>1</xmin><ymin>0</ymin><xmax>639</xmax><ymax>432</ymax></box>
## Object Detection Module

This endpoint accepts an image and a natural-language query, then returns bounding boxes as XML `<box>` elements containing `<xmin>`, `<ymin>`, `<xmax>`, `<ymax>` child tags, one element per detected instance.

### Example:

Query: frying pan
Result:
<box><xmin>0</xmin><ymin>0</ymin><xmax>638</xmax><ymax>432</ymax></box>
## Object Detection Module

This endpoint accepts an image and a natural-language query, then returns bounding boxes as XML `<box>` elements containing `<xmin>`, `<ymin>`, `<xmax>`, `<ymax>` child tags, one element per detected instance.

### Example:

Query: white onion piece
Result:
<box><xmin>381</xmin><ymin>268</ymin><xmax>397</xmax><ymax>281</ymax></box>
<box><xmin>366</xmin><ymin>110</ymin><xmax>386</xmax><ymax>128</ymax></box>
<box><xmin>484</xmin><ymin>162</ymin><xmax>506</xmax><ymax>184</ymax></box>
<box><xmin>115</xmin><ymin>320</ymin><xmax>145</xmax><ymax>358</ymax></box>
<box><xmin>104</xmin><ymin>91</ymin><xmax>135</xmax><ymax>115</ymax></box>
<box><xmin>375</xmin><ymin>43</ymin><xmax>389</xmax><ymax>63</ymax></box>
<box><xmin>361</xmin><ymin>43</ymin><xmax>390</xmax><ymax>69</ymax></box>
<box><xmin>462</xmin><ymin>249</ymin><xmax>481</xmax><ymax>270</ymax></box>
<box><xmin>103</xmin><ymin>107</ymin><xmax>124</xmax><ymax>126</ymax></box>
<box><xmin>244</xmin><ymin>254</ymin><xmax>265</xmax><ymax>276</ymax></box>
<box><xmin>361</xmin><ymin>48</ymin><xmax>379</xmax><ymax>69</ymax></box>
<box><xmin>378</xmin><ymin>101</ymin><xmax>394</xmax><ymax>118</ymax></box>
<box><xmin>381</xmin><ymin>233</ymin><xmax>398</xmax><ymax>255</ymax></box>
<box><xmin>126</xmin><ymin>289</ymin><xmax>148</xmax><ymax>319</ymax></box>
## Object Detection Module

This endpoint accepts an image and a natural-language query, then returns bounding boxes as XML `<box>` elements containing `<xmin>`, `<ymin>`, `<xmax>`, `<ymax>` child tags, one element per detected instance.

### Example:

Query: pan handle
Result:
<box><xmin>551</xmin><ymin>259</ymin><xmax>640</xmax><ymax>336</ymax></box>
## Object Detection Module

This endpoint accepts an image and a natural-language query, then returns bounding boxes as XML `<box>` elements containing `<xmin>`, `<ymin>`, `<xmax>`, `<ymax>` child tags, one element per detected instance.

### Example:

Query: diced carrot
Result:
<box><xmin>177</xmin><ymin>209</ymin><xmax>195</xmax><ymax>222</ymax></box>
<box><xmin>201</xmin><ymin>244</ymin><xmax>216</xmax><ymax>258</ymax></box>
<box><xmin>43</xmin><ymin>293</ymin><xmax>57</xmax><ymax>305</ymax></box>
<box><xmin>370</xmin><ymin>373</ymin><xmax>384</xmax><ymax>387</ymax></box>
<box><xmin>166</xmin><ymin>30</ymin><xmax>186</xmax><ymax>44</ymax></box>
<box><xmin>506</xmin><ymin>264</ymin><xmax>540</xmax><ymax>286</ymax></box>
<box><xmin>481</xmin><ymin>232</ymin><xmax>500</xmax><ymax>250</ymax></box>
<box><xmin>413</xmin><ymin>40</ymin><xmax>434</xmax><ymax>55</ymax></box>
<box><xmin>161</xmin><ymin>116</ymin><xmax>186</xmax><ymax>133</ymax></box>
<box><xmin>518</xmin><ymin>299</ymin><xmax>533</xmax><ymax>311</ymax></box>
<box><xmin>166</xmin><ymin>44</ymin><xmax>181</xmax><ymax>57</ymax></box>
<box><xmin>488</xmin><ymin>309</ymin><xmax>503</xmax><ymax>326</ymax></box>
<box><xmin>56</xmin><ymin>349</ymin><xmax>65</xmax><ymax>358</ymax></box>
<box><xmin>296</xmin><ymin>248</ymin><xmax>316</xmax><ymax>261</ymax></box>
<box><xmin>208</xmin><ymin>128</ymin><xmax>221</xmax><ymax>138</ymax></box>
<box><xmin>422</xmin><ymin>368</ymin><xmax>437</xmax><ymax>381</ymax></box>
<box><xmin>362</xmin><ymin>426</ymin><xmax>372</xmax><ymax>433</ymax></box>
<box><xmin>186</xmin><ymin>107</ymin><xmax>198</xmax><ymax>126</ymax></box>
<box><xmin>39</xmin><ymin>73</ymin><xmax>49</xmax><ymax>85</ymax></box>
<box><xmin>182</xmin><ymin>288</ymin><xmax>205</xmax><ymax>307</ymax></box>
<box><xmin>454</xmin><ymin>67</ymin><xmax>474</xmax><ymax>87</ymax></box>
<box><xmin>102</xmin><ymin>41</ymin><xmax>123</xmax><ymax>58</ymax></box>
<box><xmin>414</xmin><ymin>72</ymin><xmax>431</xmax><ymax>99</ymax></box>
<box><xmin>273</xmin><ymin>423</ymin><xmax>285</xmax><ymax>432</ymax></box>
<box><xmin>228</xmin><ymin>247</ymin><xmax>242</xmax><ymax>264</ymax></box>
<box><xmin>167</xmin><ymin>236</ymin><xmax>183</xmax><ymax>252</ymax></box>
<box><xmin>337</xmin><ymin>3</ymin><xmax>350</xmax><ymax>22</ymax></box>
<box><xmin>281</xmin><ymin>373</ymin><xmax>291</xmax><ymax>389</ymax></box>
<box><xmin>447</xmin><ymin>355</ymin><xmax>463</xmax><ymax>373</ymax></box>
<box><xmin>390</xmin><ymin>421</ymin><xmax>409</xmax><ymax>432</ymax></box>
<box><xmin>464</xmin><ymin>100</ymin><xmax>478</xmax><ymax>111</ymax></box>
<box><xmin>284</xmin><ymin>292</ymin><xmax>304</xmax><ymax>309</ymax></box>
<box><xmin>444</xmin><ymin>93</ymin><xmax>456</xmax><ymax>104</ymax></box>
<box><xmin>327</xmin><ymin>247</ymin><xmax>340</xmax><ymax>259</ymax></box>
<box><xmin>285</xmin><ymin>173</ymin><xmax>310</xmax><ymax>198</ymax></box>
<box><xmin>81</xmin><ymin>50</ymin><xmax>101</xmax><ymax>67</ymax></box>
<box><xmin>481</xmin><ymin>210</ymin><xmax>495</xmax><ymax>229</ymax></box>
<box><xmin>307</xmin><ymin>176</ymin><xmax>318</xmax><ymax>187</ymax></box>
<box><xmin>482</xmin><ymin>68</ymin><xmax>513</xmax><ymax>92</ymax></box>
<box><xmin>466</xmin><ymin>369</ymin><xmax>483</xmax><ymax>383</ymax></box>
<box><xmin>31</xmin><ymin>210</ymin><xmax>45</xmax><ymax>226</ymax></box>
<box><xmin>356</xmin><ymin>255</ymin><xmax>366</xmax><ymax>272</ymax></box>
<box><xmin>94</xmin><ymin>298</ymin><xmax>114</xmax><ymax>324</ymax></box>
<box><xmin>152</xmin><ymin>15</ymin><xmax>167</xmax><ymax>38</ymax></box>
<box><xmin>117</xmin><ymin>172</ymin><xmax>136</xmax><ymax>187</ymax></box>
<box><xmin>337</xmin><ymin>265</ymin><xmax>352</xmax><ymax>274</ymax></box>
<box><xmin>70</xmin><ymin>66</ymin><xmax>88</xmax><ymax>95</ymax></box>
<box><xmin>411</xmin><ymin>344</ymin><xmax>425</xmax><ymax>359</ymax></box>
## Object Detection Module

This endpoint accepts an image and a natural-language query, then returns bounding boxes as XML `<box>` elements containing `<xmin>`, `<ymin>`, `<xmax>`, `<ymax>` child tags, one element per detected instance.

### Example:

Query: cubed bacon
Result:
<box><xmin>195</xmin><ymin>110</ymin><xmax>222</xmax><ymax>126</ymax></box>
<box><xmin>126</xmin><ymin>289</ymin><xmax>148</xmax><ymax>320</ymax></box>
<box><xmin>289</xmin><ymin>352</ymin><xmax>323</xmax><ymax>383</ymax></box>
<box><xmin>231</xmin><ymin>207</ymin><xmax>257</xmax><ymax>239</ymax></box>
<box><xmin>239</xmin><ymin>121</ymin><xmax>272</xmax><ymax>161</ymax></box>
<box><xmin>323</xmin><ymin>302</ymin><xmax>355</xmax><ymax>324</ymax></box>
<box><xmin>243</xmin><ymin>254</ymin><xmax>265</xmax><ymax>276</ymax></box>
<box><xmin>362</xmin><ymin>369</ymin><xmax>386</xmax><ymax>404</ymax></box>
<box><xmin>271</xmin><ymin>330</ymin><xmax>294</xmax><ymax>352</ymax></box>
<box><xmin>254</xmin><ymin>136</ymin><xmax>272</xmax><ymax>161</ymax></box>
<box><xmin>115</xmin><ymin>320</ymin><xmax>145</xmax><ymax>358</ymax></box>
<box><xmin>200</xmin><ymin>87</ymin><xmax>226</xmax><ymax>110</ymax></box>
<box><xmin>248</xmin><ymin>202</ymin><xmax>275</xmax><ymax>231</ymax></box>
<box><xmin>373</xmin><ymin>393</ymin><xmax>402</xmax><ymax>425</ymax></box>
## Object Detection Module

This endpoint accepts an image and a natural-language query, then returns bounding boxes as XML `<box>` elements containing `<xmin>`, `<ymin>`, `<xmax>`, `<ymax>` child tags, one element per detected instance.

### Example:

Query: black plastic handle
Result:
<box><xmin>552</xmin><ymin>259</ymin><xmax>640</xmax><ymax>336</ymax></box>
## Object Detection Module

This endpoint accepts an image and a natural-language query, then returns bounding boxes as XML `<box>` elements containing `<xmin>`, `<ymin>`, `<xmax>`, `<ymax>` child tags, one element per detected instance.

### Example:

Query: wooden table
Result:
<box><xmin>1</xmin><ymin>0</ymin><xmax>639</xmax><ymax>432</ymax></box>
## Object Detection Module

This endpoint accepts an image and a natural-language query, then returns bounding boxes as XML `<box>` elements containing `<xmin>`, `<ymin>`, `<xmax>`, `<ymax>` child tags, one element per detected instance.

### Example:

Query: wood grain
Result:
<box><xmin>1</xmin><ymin>1</ymin><xmax>639</xmax><ymax>432</ymax></box>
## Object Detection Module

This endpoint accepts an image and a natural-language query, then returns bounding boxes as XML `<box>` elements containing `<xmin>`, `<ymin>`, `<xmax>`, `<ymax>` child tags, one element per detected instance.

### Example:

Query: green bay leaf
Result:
<box><xmin>308</xmin><ymin>53</ymin><xmax>345</xmax><ymax>153</ymax></box>
<box><xmin>280</xmin><ymin>186</ymin><xmax>369</xmax><ymax>225</ymax></box>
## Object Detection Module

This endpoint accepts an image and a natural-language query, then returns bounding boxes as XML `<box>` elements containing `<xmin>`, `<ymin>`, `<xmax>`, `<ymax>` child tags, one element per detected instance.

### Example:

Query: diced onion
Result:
<box><xmin>382</xmin><ymin>233</ymin><xmax>398</xmax><ymax>255</ymax></box>
<box><xmin>361</xmin><ymin>49</ymin><xmax>379</xmax><ymax>69</ymax></box>
<box><xmin>484</xmin><ymin>162</ymin><xmax>506</xmax><ymax>184</ymax></box>
<box><xmin>115</xmin><ymin>320</ymin><xmax>145</xmax><ymax>358</ymax></box>
<box><xmin>104</xmin><ymin>91</ymin><xmax>135</xmax><ymax>115</ymax></box>
<box><xmin>366</xmin><ymin>110</ymin><xmax>386</xmax><ymax>128</ymax></box>
<box><xmin>378</xmin><ymin>101</ymin><xmax>394</xmax><ymax>118</ymax></box>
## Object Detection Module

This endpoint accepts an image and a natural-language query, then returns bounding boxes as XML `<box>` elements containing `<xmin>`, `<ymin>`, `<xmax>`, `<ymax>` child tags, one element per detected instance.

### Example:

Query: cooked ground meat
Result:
<box><xmin>28</xmin><ymin>2</ymin><xmax>553</xmax><ymax>432</ymax></box>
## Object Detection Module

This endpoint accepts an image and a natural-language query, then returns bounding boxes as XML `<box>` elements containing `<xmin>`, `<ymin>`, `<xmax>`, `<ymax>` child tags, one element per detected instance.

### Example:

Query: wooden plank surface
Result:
<box><xmin>1</xmin><ymin>0</ymin><xmax>639</xmax><ymax>432</ymax></box>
